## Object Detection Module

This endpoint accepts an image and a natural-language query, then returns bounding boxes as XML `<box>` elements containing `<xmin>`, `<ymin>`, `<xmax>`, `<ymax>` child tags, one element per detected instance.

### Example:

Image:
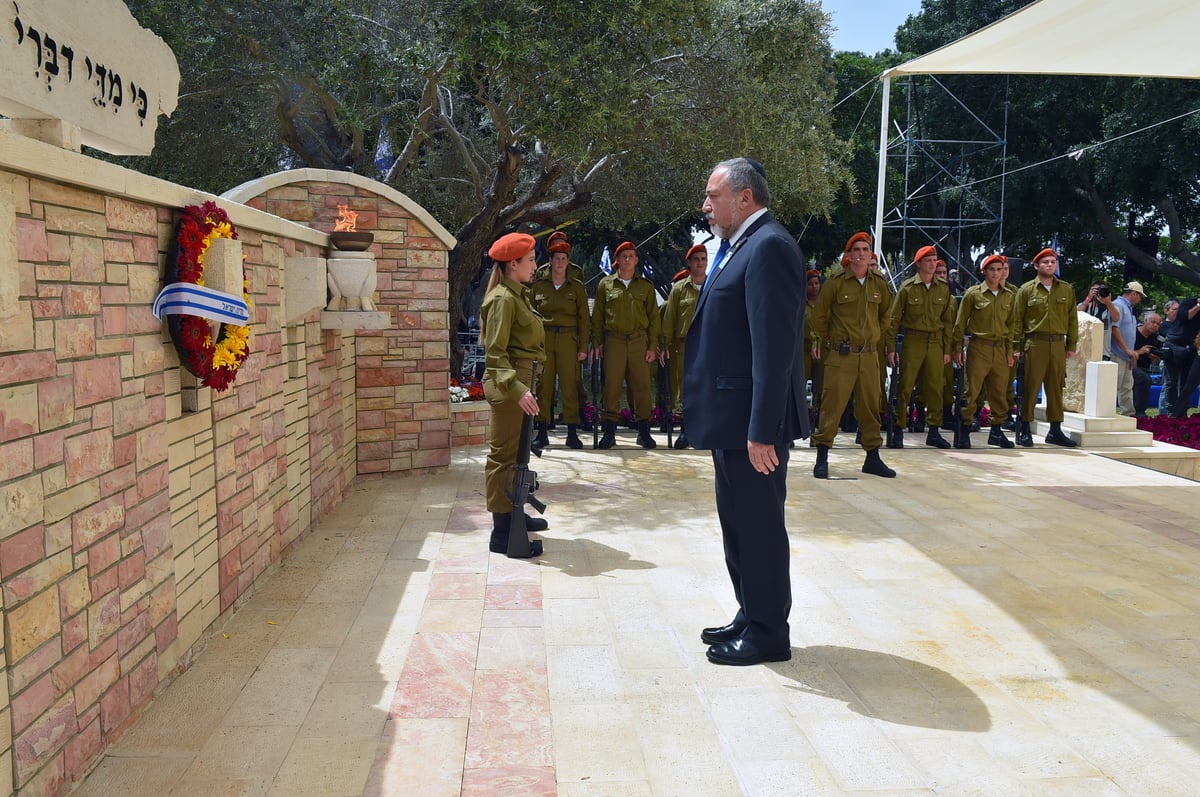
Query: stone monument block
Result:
<box><xmin>1065</xmin><ymin>311</ymin><xmax>1103</xmax><ymax>413</ymax></box>
<box><xmin>1084</xmin><ymin>360</ymin><xmax>1118</xmax><ymax>417</ymax></box>
<box><xmin>283</xmin><ymin>256</ymin><xmax>326</xmax><ymax>326</ymax></box>
<box><xmin>0</xmin><ymin>0</ymin><xmax>180</xmax><ymax>155</ymax></box>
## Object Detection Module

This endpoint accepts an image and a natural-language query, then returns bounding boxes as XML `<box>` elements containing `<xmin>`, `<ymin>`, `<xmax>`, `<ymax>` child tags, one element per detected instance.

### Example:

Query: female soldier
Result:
<box><xmin>481</xmin><ymin>232</ymin><xmax>547</xmax><ymax>556</ymax></box>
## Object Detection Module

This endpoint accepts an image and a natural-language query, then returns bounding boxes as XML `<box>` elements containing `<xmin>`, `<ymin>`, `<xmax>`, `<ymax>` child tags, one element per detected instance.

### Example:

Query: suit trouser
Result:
<box><xmin>484</xmin><ymin>360</ymin><xmax>537</xmax><ymax>513</ymax></box>
<box><xmin>602</xmin><ymin>330</ymin><xmax>651</xmax><ymax>422</ymax></box>
<box><xmin>537</xmin><ymin>328</ymin><xmax>581</xmax><ymax>424</ymax></box>
<box><xmin>812</xmin><ymin>349</ymin><xmax>883</xmax><ymax>449</ymax></box>
<box><xmin>897</xmin><ymin>332</ymin><xmax>946</xmax><ymax>426</ymax></box>
<box><xmin>713</xmin><ymin>446</ymin><xmax>791</xmax><ymax>648</ymax></box>
<box><xmin>961</xmin><ymin>339</ymin><xmax>1008</xmax><ymax>427</ymax></box>
<box><xmin>1021</xmin><ymin>336</ymin><xmax>1066</xmax><ymax>422</ymax></box>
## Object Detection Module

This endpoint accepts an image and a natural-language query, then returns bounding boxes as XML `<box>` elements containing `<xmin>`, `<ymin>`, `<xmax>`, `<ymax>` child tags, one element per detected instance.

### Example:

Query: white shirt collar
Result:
<box><xmin>727</xmin><ymin>208</ymin><xmax>769</xmax><ymax>247</ymax></box>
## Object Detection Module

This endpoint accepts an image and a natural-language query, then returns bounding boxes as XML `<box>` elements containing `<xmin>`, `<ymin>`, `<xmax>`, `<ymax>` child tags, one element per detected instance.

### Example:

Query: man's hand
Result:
<box><xmin>812</xmin><ymin>344</ymin><xmax>821</xmax><ymax>361</ymax></box>
<box><xmin>644</xmin><ymin>349</ymin><xmax>656</xmax><ymax>364</ymax></box>
<box><xmin>748</xmin><ymin>440</ymin><xmax>779</xmax><ymax>474</ymax></box>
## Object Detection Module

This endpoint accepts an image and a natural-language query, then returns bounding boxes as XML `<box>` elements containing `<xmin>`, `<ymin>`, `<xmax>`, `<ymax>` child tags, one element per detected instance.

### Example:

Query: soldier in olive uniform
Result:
<box><xmin>1014</xmin><ymin>247</ymin><xmax>1079</xmax><ymax>447</ymax></box>
<box><xmin>953</xmin><ymin>254</ymin><xmax>1017</xmax><ymax>449</ymax></box>
<box><xmin>591</xmin><ymin>241</ymin><xmax>661</xmax><ymax>449</ymax></box>
<box><xmin>804</xmin><ymin>268</ymin><xmax>823</xmax><ymax>415</ymax></box>
<box><xmin>661</xmin><ymin>244</ymin><xmax>707</xmax><ymax>449</ymax></box>
<box><xmin>886</xmin><ymin>245</ymin><xmax>957</xmax><ymax>448</ymax></box>
<box><xmin>534</xmin><ymin>230</ymin><xmax>586</xmax><ymax>284</ymax></box>
<box><xmin>531</xmin><ymin>235</ymin><xmax>590</xmax><ymax>450</ymax></box>
<box><xmin>933</xmin><ymin>259</ymin><xmax>961</xmax><ymax>426</ymax></box>
<box><xmin>809</xmin><ymin>232</ymin><xmax>896</xmax><ymax>478</ymax></box>
<box><xmin>480</xmin><ymin>232</ymin><xmax>548</xmax><ymax>556</ymax></box>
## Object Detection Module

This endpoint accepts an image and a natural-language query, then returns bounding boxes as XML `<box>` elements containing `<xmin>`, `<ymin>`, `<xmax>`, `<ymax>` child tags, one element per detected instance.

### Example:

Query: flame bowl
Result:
<box><xmin>329</xmin><ymin>231</ymin><xmax>374</xmax><ymax>252</ymax></box>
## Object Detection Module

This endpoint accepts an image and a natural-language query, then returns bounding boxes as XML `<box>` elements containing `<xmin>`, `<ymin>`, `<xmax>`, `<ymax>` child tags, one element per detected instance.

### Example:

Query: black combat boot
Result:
<box><xmin>954</xmin><ymin>416</ymin><xmax>971</xmax><ymax>449</ymax></box>
<box><xmin>813</xmin><ymin>444</ymin><xmax>830</xmax><ymax>479</ymax></box>
<box><xmin>988</xmin><ymin>425</ymin><xmax>1015</xmax><ymax>448</ymax></box>
<box><xmin>565</xmin><ymin>424</ymin><xmax>583</xmax><ymax>449</ymax></box>
<box><xmin>523</xmin><ymin>512</ymin><xmax>548</xmax><ymax>531</ymax></box>
<box><xmin>862</xmin><ymin>448</ymin><xmax>896</xmax><ymax>478</ymax></box>
<box><xmin>596</xmin><ymin>420</ymin><xmax>616</xmax><ymax>449</ymax></box>
<box><xmin>1045</xmin><ymin>421</ymin><xmax>1077</xmax><ymax>447</ymax></box>
<box><xmin>489</xmin><ymin>513</ymin><xmax>545</xmax><ymax>557</ymax></box>
<box><xmin>533</xmin><ymin>422</ymin><xmax>550</xmax><ymax>451</ymax></box>
<box><xmin>673</xmin><ymin>423</ymin><xmax>689</xmax><ymax>450</ymax></box>
<box><xmin>636</xmin><ymin>419</ymin><xmax>657</xmax><ymax>449</ymax></box>
<box><xmin>925</xmin><ymin>426</ymin><xmax>951</xmax><ymax>449</ymax></box>
<box><xmin>1016</xmin><ymin>421</ymin><xmax>1034</xmax><ymax>448</ymax></box>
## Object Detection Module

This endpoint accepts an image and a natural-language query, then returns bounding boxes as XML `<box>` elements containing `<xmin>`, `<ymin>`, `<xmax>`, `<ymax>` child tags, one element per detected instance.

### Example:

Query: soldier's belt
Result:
<box><xmin>606</xmin><ymin>330</ymin><xmax>646</xmax><ymax>341</ymax></box>
<box><xmin>968</xmin><ymin>337</ymin><xmax>1005</xmax><ymax>347</ymax></box>
<box><xmin>902</xmin><ymin>329</ymin><xmax>939</xmax><ymax>339</ymax></box>
<box><xmin>835</xmin><ymin>342</ymin><xmax>876</xmax><ymax>354</ymax></box>
<box><xmin>545</xmin><ymin>325</ymin><xmax>575</xmax><ymax>333</ymax></box>
<box><xmin>1026</xmin><ymin>333</ymin><xmax>1065</xmax><ymax>342</ymax></box>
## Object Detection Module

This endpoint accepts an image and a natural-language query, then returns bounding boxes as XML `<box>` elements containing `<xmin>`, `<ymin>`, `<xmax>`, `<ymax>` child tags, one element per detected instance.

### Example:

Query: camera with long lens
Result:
<box><xmin>1096</xmin><ymin>285</ymin><xmax>1111</xmax><ymax>299</ymax></box>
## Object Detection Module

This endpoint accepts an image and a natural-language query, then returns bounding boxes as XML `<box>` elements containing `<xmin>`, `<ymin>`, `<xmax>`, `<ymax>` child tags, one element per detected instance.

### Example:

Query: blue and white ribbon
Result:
<box><xmin>153</xmin><ymin>282</ymin><xmax>249</xmax><ymax>325</ymax></box>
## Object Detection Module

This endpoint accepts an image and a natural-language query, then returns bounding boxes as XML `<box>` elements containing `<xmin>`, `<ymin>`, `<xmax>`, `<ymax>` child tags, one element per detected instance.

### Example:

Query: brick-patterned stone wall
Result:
<box><xmin>0</xmin><ymin>129</ymin><xmax>370</xmax><ymax>796</ymax></box>
<box><xmin>225</xmin><ymin>170</ymin><xmax>456</xmax><ymax>477</ymax></box>
<box><xmin>450</xmin><ymin>402</ymin><xmax>490</xmax><ymax>447</ymax></box>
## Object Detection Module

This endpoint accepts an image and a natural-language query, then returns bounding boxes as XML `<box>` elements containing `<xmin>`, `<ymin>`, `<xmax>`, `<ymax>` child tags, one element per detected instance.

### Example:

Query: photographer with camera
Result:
<box><xmin>1133</xmin><ymin>312</ymin><xmax>1163</xmax><ymax>417</ymax></box>
<box><xmin>1078</xmin><ymin>280</ymin><xmax>1121</xmax><ymax>359</ymax></box>
<box><xmin>1165</xmin><ymin>295</ymin><xmax>1200</xmax><ymax>417</ymax></box>
<box><xmin>1109</xmin><ymin>282</ymin><xmax>1146</xmax><ymax>416</ymax></box>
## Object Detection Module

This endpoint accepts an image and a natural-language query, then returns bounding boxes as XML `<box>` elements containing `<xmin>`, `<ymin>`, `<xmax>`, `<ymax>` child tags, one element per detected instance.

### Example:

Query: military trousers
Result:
<box><xmin>601</xmin><ymin>330</ymin><xmax>652</xmax><ymax>422</ymax></box>
<box><xmin>484</xmin><ymin>360</ymin><xmax>538</xmax><ymax>513</ymax></box>
<box><xmin>812</xmin><ymin>347</ymin><xmax>882</xmax><ymax>449</ymax></box>
<box><xmin>1021</xmin><ymin>335</ymin><xmax>1067</xmax><ymax>422</ymax></box>
<box><xmin>896</xmin><ymin>331</ymin><xmax>946</xmax><ymax>426</ymax></box>
<box><xmin>537</xmin><ymin>328</ymin><xmax>582</xmax><ymax>424</ymax></box>
<box><xmin>667</xmin><ymin>342</ymin><xmax>685</xmax><ymax>415</ymax></box>
<box><xmin>961</xmin><ymin>338</ymin><xmax>1009</xmax><ymax>426</ymax></box>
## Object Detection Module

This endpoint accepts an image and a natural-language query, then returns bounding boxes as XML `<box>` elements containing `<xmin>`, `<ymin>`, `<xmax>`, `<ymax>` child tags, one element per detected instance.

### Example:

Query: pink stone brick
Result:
<box><xmin>73</xmin><ymin>357</ymin><xmax>122</xmax><ymax>406</ymax></box>
<box><xmin>102</xmin><ymin>238</ymin><xmax>136</xmax><ymax>263</ymax></box>
<box><xmin>12</xmin><ymin>673</ymin><xmax>56</xmax><ymax>735</ymax></box>
<box><xmin>117</xmin><ymin>608</ymin><xmax>151</xmax><ymax>658</ymax></box>
<box><xmin>118</xmin><ymin>550</ymin><xmax>146</xmax><ymax>591</ymax></box>
<box><xmin>87</xmin><ymin>534</ymin><xmax>120</xmax><ymax>577</ymax></box>
<box><xmin>0</xmin><ymin>438</ymin><xmax>34</xmax><ymax>481</ymax></box>
<box><xmin>112</xmin><ymin>434</ymin><xmax>136</xmax><ymax>467</ymax></box>
<box><xmin>90</xmin><ymin>568</ymin><xmax>118</xmax><ymax>602</ymax></box>
<box><xmin>106</xmin><ymin>197</ymin><xmax>157</xmax><ymax>234</ymax></box>
<box><xmin>46</xmin><ymin>232</ymin><xmax>71</xmax><ymax>261</ymax></box>
<box><xmin>128</xmin><ymin>652</ymin><xmax>158</xmax><ymax>708</ymax></box>
<box><xmin>138</xmin><ymin>462</ymin><xmax>170</xmax><ymax>504</ymax></box>
<box><xmin>62</xmin><ymin>612</ymin><xmax>87</xmax><ymax>653</ymax></box>
<box><xmin>64</xmin><ymin>715</ymin><xmax>104</xmax><ymax>786</ymax></box>
<box><xmin>65</xmin><ymin>429</ymin><xmax>114</xmax><ymax>484</ymax></box>
<box><xmin>16</xmin><ymin>217</ymin><xmax>48</xmax><ymax>260</ymax></box>
<box><xmin>34</xmin><ymin>428</ymin><xmax>65</xmax><ymax>469</ymax></box>
<box><xmin>37</xmin><ymin>376</ymin><xmax>76</xmax><ymax>432</ymax></box>
<box><xmin>56</xmin><ymin>317</ymin><xmax>97</xmax><ymax>359</ymax></box>
<box><xmin>32</xmin><ymin>297</ymin><xmax>62</xmax><ymax>318</ymax></box>
<box><xmin>100</xmin><ymin>305</ymin><xmax>128</xmax><ymax>336</ymax></box>
<box><xmin>73</xmin><ymin>496</ymin><xmax>124</xmax><ymax>549</ymax></box>
<box><xmin>88</xmin><ymin>592</ymin><xmax>120</xmax><ymax>650</ymax></box>
<box><xmin>74</xmin><ymin>654</ymin><xmax>119</xmax><ymax>712</ymax></box>
<box><xmin>0</xmin><ymin>351</ymin><xmax>56</xmax><ymax>386</ymax></box>
<box><xmin>125</xmin><ymin>305</ymin><xmax>161</xmax><ymax>334</ymax></box>
<box><xmin>1</xmin><ymin>524</ymin><xmax>45</xmax><ymax>578</ymax></box>
<box><xmin>133</xmin><ymin>234</ymin><xmax>159</xmax><ymax>263</ymax></box>
<box><xmin>0</xmin><ymin>383</ymin><xmax>39</xmax><ymax>442</ymax></box>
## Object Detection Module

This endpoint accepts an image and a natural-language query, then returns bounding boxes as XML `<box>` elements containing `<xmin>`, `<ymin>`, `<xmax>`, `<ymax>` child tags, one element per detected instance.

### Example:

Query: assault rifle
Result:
<box><xmin>951</xmin><ymin>355</ymin><xmax>966</xmax><ymax>447</ymax></box>
<box><xmin>506</xmin><ymin>365</ymin><xmax>546</xmax><ymax>559</ymax></box>
<box><xmin>886</xmin><ymin>339</ymin><xmax>905</xmax><ymax>449</ymax></box>
<box><xmin>591</xmin><ymin>344</ymin><xmax>605</xmax><ymax>449</ymax></box>
<box><xmin>657</xmin><ymin>359</ymin><xmax>674</xmax><ymax>449</ymax></box>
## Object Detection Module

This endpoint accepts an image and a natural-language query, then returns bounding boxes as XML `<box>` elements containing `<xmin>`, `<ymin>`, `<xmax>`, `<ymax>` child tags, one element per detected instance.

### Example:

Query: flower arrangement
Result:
<box><xmin>1137</xmin><ymin>413</ymin><xmax>1200</xmax><ymax>450</ymax></box>
<box><xmin>450</xmin><ymin>377</ymin><xmax>485</xmax><ymax>402</ymax></box>
<box><xmin>167</xmin><ymin>202</ymin><xmax>251</xmax><ymax>392</ymax></box>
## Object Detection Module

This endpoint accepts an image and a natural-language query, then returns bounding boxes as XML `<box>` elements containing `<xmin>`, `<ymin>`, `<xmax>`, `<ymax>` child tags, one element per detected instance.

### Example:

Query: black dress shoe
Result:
<box><xmin>701</xmin><ymin>622</ymin><xmax>746</xmax><ymax>645</ymax></box>
<box><xmin>706</xmin><ymin>636</ymin><xmax>791</xmax><ymax>666</ymax></box>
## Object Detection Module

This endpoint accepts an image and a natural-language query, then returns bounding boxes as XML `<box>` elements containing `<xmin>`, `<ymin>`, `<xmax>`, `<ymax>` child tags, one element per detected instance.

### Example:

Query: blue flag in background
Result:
<box><xmin>599</xmin><ymin>246</ymin><xmax>612</xmax><ymax>275</ymax></box>
<box><xmin>1052</xmin><ymin>233</ymin><xmax>1061</xmax><ymax>277</ymax></box>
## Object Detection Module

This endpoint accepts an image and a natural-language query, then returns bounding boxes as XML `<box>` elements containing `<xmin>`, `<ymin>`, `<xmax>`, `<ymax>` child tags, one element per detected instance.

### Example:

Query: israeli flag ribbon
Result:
<box><xmin>153</xmin><ymin>282</ymin><xmax>250</xmax><ymax>325</ymax></box>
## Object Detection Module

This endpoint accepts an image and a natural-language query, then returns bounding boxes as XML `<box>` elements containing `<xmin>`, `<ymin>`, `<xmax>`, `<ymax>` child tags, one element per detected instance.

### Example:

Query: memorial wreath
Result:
<box><xmin>160</xmin><ymin>202</ymin><xmax>251</xmax><ymax>392</ymax></box>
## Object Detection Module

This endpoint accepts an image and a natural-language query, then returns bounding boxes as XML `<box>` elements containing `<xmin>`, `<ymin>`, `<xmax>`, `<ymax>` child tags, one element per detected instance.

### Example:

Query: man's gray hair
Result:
<box><xmin>716</xmin><ymin>158</ymin><xmax>770</xmax><ymax>207</ymax></box>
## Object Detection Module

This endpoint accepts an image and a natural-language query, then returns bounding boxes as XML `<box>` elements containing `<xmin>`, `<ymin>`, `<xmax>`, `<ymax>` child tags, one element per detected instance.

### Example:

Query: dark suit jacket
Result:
<box><xmin>683</xmin><ymin>212</ymin><xmax>809</xmax><ymax>450</ymax></box>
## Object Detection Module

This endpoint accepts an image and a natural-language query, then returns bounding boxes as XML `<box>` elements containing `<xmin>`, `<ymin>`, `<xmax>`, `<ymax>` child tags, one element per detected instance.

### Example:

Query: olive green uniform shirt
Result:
<box><xmin>808</xmin><ymin>268</ymin><xmax>891</xmax><ymax>347</ymax></box>
<box><xmin>531</xmin><ymin>275</ymin><xmax>589</xmax><ymax>354</ymax></box>
<box><xmin>661</xmin><ymin>278</ymin><xmax>701</xmax><ymax>349</ymax></box>
<box><xmin>481</xmin><ymin>278</ymin><xmax>546</xmax><ymax>400</ymax></box>
<box><xmin>1014</xmin><ymin>277</ymin><xmax>1079</xmax><ymax>351</ymax></box>
<box><xmin>954</xmin><ymin>283</ymin><xmax>1016</xmax><ymax>357</ymax></box>
<box><xmin>592</xmin><ymin>273</ymin><xmax>661</xmax><ymax>344</ymax></box>
<box><xmin>885</xmin><ymin>275</ymin><xmax>956</xmax><ymax>353</ymax></box>
<box><xmin>535</xmin><ymin>261</ymin><xmax>585</xmax><ymax>285</ymax></box>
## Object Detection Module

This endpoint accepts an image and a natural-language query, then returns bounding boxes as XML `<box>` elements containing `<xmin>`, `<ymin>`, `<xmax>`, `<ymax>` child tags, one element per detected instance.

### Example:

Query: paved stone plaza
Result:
<box><xmin>74</xmin><ymin>433</ymin><xmax>1200</xmax><ymax>796</ymax></box>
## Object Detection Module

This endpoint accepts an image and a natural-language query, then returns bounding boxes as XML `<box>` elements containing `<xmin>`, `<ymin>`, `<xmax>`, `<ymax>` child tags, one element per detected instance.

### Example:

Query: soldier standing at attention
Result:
<box><xmin>885</xmin><ymin>245</ymin><xmax>957</xmax><ymax>448</ymax></box>
<box><xmin>661</xmin><ymin>244</ymin><xmax>708</xmax><ymax>449</ymax></box>
<box><xmin>531</xmin><ymin>235</ymin><xmax>590</xmax><ymax>450</ymax></box>
<box><xmin>592</xmin><ymin>241</ymin><xmax>661</xmax><ymax>449</ymax></box>
<box><xmin>480</xmin><ymin>232</ymin><xmax>547</xmax><ymax>556</ymax></box>
<box><xmin>809</xmin><ymin>233</ymin><xmax>896</xmax><ymax>479</ymax></box>
<box><xmin>1014</xmin><ymin>248</ymin><xmax>1079</xmax><ymax>447</ymax></box>
<box><xmin>953</xmin><ymin>254</ymin><xmax>1017</xmax><ymax>448</ymax></box>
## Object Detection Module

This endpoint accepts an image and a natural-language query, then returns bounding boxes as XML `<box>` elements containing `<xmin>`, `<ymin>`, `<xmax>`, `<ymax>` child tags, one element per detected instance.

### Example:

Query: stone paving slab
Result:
<box><xmin>73</xmin><ymin>432</ymin><xmax>1200</xmax><ymax>796</ymax></box>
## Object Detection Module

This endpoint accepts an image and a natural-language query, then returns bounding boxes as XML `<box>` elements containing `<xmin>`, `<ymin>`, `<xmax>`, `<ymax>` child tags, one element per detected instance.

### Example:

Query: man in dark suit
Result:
<box><xmin>683</xmin><ymin>158</ymin><xmax>808</xmax><ymax>666</ymax></box>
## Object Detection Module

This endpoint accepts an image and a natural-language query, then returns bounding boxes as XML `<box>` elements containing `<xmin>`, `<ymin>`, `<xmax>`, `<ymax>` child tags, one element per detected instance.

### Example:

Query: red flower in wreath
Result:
<box><xmin>166</xmin><ymin>202</ymin><xmax>252</xmax><ymax>392</ymax></box>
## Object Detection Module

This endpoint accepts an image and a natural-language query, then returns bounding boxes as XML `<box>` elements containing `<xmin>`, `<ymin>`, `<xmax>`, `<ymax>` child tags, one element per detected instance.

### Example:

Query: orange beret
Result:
<box><xmin>844</xmin><ymin>232</ymin><xmax>873</xmax><ymax>252</ymax></box>
<box><xmin>547</xmin><ymin>230</ymin><xmax>568</xmax><ymax>243</ymax></box>
<box><xmin>1032</xmin><ymin>248</ymin><xmax>1057</xmax><ymax>263</ymax></box>
<box><xmin>840</xmin><ymin>253</ymin><xmax>849</xmax><ymax>268</ymax></box>
<box><xmin>614</xmin><ymin>241</ymin><xmax>637</xmax><ymax>257</ymax></box>
<box><xmin>673</xmin><ymin>268</ymin><xmax>689</xmax><ymax>282</ymax></box>
<box><xmin>807</xmin><ymin>268</ymin><xmax>822</xmax><ymax>279</ymax></box>
<box><xmin>488</xmin><ymin>232</ymin><xmax>536</xmax><ymax>262</ymax></box>
<box><xmin>936</xmin><ymin>259</ymin><xmax>947</xmax><ymax>268</ymax></box>
<box><xmin>685</xmin><ymin>244</ymin><xmax>706</xmax><ymax>261</ymax></box>
<box><xmin>982</xmin><ymin>254</ymin><xmax>1007</xmax><ymax>269</ymax></box>
<box><xmin>548</xmin><ymin>240</ymin><xmax>572</xmax><ymax>255</ymax></box>
<box><xmin>914</xmin><ymin>245</ymin><xmax>937</xmax><ymax>263</ymax></box>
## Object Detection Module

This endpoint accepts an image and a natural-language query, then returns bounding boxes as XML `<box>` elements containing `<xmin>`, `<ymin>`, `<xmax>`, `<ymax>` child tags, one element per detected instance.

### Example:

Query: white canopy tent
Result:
<box><xmin>872</xmin><ymin>0</ymin><xmax>1200</xmax><ymax>261</ymax></box>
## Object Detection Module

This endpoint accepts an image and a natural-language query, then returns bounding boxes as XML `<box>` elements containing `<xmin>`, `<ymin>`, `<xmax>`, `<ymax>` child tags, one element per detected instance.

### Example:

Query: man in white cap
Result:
<box><xmin>1110</xmin><ymin>281</ymin><xmax>1146</xmax><ymax>417</ymax></box>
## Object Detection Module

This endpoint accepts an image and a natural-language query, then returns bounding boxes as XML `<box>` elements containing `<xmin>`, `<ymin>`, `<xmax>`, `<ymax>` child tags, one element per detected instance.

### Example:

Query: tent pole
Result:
<box><xmin>874</xmin><ymin>74</ymin><xmax>891</xmax><ymax>265</ymax></box>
